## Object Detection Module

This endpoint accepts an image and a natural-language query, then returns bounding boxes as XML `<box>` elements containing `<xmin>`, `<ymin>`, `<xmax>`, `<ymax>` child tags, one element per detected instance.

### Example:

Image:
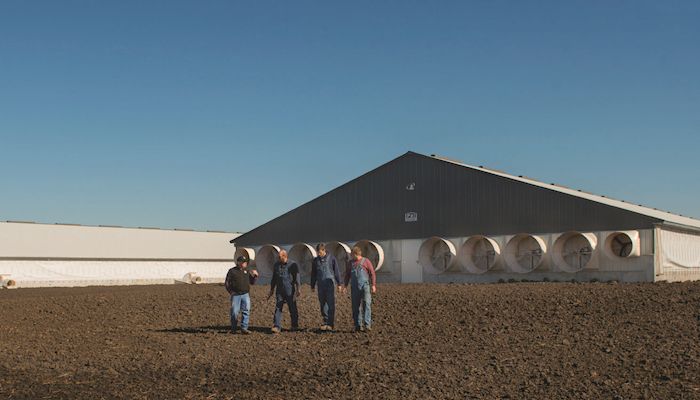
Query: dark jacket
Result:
<box><xmin>270</xmin><ymin>260</ymin><xmax>300</xmax><ymax>297</ymax></box>
<box><xmin>310</xmin><ymin>254</ymin><xmax>342</xmax><ymax>289</ymax></box>
<box><xmin>225</xmin><ymin>266</ymin><xmax>257</xmax><ymax>295</ymax></box>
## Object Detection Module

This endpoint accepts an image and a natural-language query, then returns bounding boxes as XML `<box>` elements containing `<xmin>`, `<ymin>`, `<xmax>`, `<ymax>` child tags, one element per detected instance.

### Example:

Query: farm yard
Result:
<box><xmin>1</xmin><ymin>282</ymin><xmax>699</xmax><ymax>399</ymax></box>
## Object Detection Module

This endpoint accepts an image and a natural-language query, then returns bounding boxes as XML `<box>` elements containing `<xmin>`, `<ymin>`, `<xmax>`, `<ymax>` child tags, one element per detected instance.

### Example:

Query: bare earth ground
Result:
<box><xmin>1</xmin><ymin>282</ymin><xmax>700</xmax><ymax>399</ymax></box>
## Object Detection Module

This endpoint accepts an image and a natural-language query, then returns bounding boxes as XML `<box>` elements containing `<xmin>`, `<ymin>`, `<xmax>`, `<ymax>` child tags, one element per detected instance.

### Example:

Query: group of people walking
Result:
<box><xmin>224</xmin><ymin>243</ymin><xmax>376</xmax><ymax>334</ymax></box>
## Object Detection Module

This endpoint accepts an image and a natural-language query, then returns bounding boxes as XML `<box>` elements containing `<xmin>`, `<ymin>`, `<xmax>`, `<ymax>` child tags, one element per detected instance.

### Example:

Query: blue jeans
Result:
<box><xmin>230</xmin><ymin>293</ymin><xmax>251</xmax><ymax>331</ymax></box>
<box><xmin>317</xmin><ymin>279</ymin><xmax>336</xmax><ymax>327</ymax></box>
<box><xmin>273</xmin><ymin>293</ymin><xmax>299</xmax><ymax>329</ymax></box>
<box><xmin>351</xmin><ymin>284</ymin><xmax>372</xmax><ymax>328</ymax></box>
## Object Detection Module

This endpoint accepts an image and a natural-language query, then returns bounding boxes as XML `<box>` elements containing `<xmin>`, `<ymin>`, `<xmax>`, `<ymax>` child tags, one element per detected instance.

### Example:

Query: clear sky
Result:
<box><xmin>1</xmin><ymin>1</ymin><xmax>698</xmax><ymax>232</ymax></box>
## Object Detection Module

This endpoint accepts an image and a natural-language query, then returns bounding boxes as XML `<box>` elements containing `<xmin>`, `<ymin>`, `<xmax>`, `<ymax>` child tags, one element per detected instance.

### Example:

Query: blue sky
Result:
<box><xmin>1</xmin><ymin>1</ymin><xmax>698</xmax><ymax>232</ymax></box>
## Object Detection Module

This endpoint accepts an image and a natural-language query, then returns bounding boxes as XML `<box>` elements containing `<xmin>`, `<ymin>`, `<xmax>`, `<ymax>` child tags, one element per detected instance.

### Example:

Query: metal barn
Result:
<box><xmin>232</xmin><ymin>151</ymin><xmax>700</xmax><ymax>283</ymax></box>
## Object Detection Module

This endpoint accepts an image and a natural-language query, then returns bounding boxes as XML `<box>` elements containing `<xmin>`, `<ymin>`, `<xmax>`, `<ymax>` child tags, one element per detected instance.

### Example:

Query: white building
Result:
<box><xmin>0</xmin><ymin>221</ymin><xmax>239</xmax><ymax>288</ymax></box>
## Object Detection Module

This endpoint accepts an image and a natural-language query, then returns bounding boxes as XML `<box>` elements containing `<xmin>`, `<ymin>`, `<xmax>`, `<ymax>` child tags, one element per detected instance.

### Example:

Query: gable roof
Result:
<box><xmin>232</xmin><ymin>151</ymin><xmax>699</xmax><ymax>246</ymax></box>
<box><xmin>429</xmin><ymin>154</ymin><xmax>700</xmax><ymax>229</ymax></box>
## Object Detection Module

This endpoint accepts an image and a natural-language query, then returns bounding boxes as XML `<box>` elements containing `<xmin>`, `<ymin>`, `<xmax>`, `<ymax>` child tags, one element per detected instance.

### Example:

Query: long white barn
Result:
<box><xmin>0</xmin><ymin>221</ymin><xmax>239</xmax><ymax>288</ymax></box>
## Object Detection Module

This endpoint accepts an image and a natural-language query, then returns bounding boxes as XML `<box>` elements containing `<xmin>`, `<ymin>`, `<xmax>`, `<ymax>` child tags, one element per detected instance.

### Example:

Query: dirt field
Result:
<box><xmin>1</xmin><ymin>281</ymin><xmax>699</xmax><ymax>399</ymax></box>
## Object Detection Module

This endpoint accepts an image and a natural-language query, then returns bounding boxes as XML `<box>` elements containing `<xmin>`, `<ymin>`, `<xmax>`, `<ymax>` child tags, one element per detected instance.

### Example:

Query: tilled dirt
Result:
<box><xmin>1</xmin><ymin>282</ymin><xmax>700</xmax><ymax>399</ymax></box>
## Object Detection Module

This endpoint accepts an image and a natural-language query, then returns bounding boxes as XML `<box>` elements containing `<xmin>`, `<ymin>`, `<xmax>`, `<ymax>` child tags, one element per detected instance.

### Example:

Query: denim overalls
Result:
<box><xmin>273</xmin><ymin>261</ymin><xmax>299</xmax><ymax>329</ymax></box>
<box><xmin>350</xmin><ymin>257</ymin><xmax>372</xmax><ymax>329</ymax></box>
<box><xmin>315</xmin><ymin>255</ymin><xmax>337</xmax><ymax>327</ymax></box>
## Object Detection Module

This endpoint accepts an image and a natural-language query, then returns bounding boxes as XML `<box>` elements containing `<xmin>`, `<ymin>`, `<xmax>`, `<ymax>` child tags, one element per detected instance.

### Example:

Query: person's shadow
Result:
<box><xmin>154</xmin><ymin>325</ymin><xmax>270</xmax><ymax>334</ymax></box>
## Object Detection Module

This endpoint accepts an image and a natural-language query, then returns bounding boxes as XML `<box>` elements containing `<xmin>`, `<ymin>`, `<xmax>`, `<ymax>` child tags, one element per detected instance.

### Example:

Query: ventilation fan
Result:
<box><xmin>234</xmin><ymin>247</ymin><xmax>255</xmax><ymax>263</ymax></box>
<box><xmin>327</xmin><ymin>242</ymin><xmax>351</xmax><ymax>268</ymax></box>
<box><xmin>472</xmin><ymin>238</ymin><xmax>497</xmax><ymax>271</ymax></box>
<box><xmin>419</xmin><ymin>237</ymin><xmax>456</xmax><ymax>274</ymax></box>
<box><xmin>430</xmin><ymin>240</ymin><xmax>454</xmax><ymax>272</ymax></box>
<box><xmin>604</xmin><ymin>231</ymin><xmax>640</xmax><ymax>258</ymax></box>
<box><xmin>256</xmin><ymin>245</ymin><xmax>281</xmax><ymax>277</ymax></box>
<box><xmin>611</xmin><ymin>235</ymin><xmax>633</xmax><ymax>257</ymax></box>
<box><xmin>354</xmin><ymin>240</ymin><xmax>385</xmax><ymax>271</ymax></box>
<box><xmin>460</xmin><ymin>236</ymin><xmax>501</xmax><ymax>274</ymax></box>
<box><xmin>515</xmin><ymin>237</ymin><xmax>543</xmax><ymax>271</ymax></box>
<box><xmin>553</xmin><ymin>232</ymin><xmax>597</xmax><ymax>272</ymax></box>
<box><xmin>562</xmin><ymin>235</ymin><xmax>593</xmax><ymax>270</ymax></box>
<box><xmin>289</xmin><ymin>243</ymin><xmax>317</xmax><ymax>276</ymax></box>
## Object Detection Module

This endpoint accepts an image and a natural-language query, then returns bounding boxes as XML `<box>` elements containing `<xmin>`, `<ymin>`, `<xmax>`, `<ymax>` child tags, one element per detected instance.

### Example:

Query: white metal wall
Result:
<box><xmin>0</xmin><ymin>222</ymin><xmax>239</xmax><ymax>288</ymax></box>
<box><xmin>416</xmin><ymin>230</ymin><xmax>655</xmax><ymax>283</ymax></box>
<box><xmin>656</xmin><ymin>227</ymin><xmax>700</xmax><ymax>282</ymax></box>
<box><xmin>0</xmin><ymin>222</ymin><xmax>236</xmax><ymax>260</ymax></box>
<box><xmin>0</xmin><ymin>260</ymin><xmax>232</xmax><ymax>288</ymax></box>
<box><xmin>247</xmin><ymin>229</ymin><xmax>661</xmax><ymax>284</ymax></box>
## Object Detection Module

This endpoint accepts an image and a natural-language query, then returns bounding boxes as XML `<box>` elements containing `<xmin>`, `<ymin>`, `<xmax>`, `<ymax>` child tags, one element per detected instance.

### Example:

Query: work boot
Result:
<box><xmin>241</xmin><ymin>329</ymin><xmax>251</xmax><ymax>335</ymax></box>
<box><xmin>327</xmin><ymin>326</ymin><xmax>335</xmax><ymax>333</ymax></box>
<box><xmin>365</xmin><ymin>326</ymin><xmax>372</xmax><ymax>332</ymax></box>
<box><xmin>320</xmin><ymin>325</ymin><xmax>329</xmax><ymax>331</ymax></box>
<box><xmin>271</xmin><ymin>326</ymin><xmax>281</xmax><ymax>334</ymax></box>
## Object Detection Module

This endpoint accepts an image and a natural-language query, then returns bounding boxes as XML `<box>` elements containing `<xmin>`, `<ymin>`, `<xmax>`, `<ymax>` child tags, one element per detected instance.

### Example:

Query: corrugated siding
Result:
<box><xmin>234</xmin><ymin>152</ymin><xmax>662</xmax><ymax>246</ymax></box>
<box><xmin>0</xmin><ymin>222</ymin><xmax>238</xmax><ymax>260</ymax></box>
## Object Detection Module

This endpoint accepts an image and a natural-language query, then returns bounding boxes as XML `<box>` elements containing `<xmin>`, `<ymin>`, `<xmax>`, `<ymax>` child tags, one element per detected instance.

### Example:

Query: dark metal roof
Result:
<box><xmin>232</xmin><ymin>151</ymin><xmax>673</xmax><ymax>246</ymax></box>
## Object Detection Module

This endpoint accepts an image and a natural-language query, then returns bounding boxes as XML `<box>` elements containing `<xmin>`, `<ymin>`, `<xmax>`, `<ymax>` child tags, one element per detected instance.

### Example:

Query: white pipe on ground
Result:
<box><xmin>180</xmin><ymin>272</ymin><xmax>202</xmax><ymax>284</ymax></box>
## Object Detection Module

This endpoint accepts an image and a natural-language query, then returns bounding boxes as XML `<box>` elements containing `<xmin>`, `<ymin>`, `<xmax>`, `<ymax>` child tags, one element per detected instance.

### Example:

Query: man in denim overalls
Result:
<box><xmin>267</xmin><ymin>249</ymin><xmax>301</xmax><ymax>334</ymax></box>
<box><xmin>343</xmin><ymin>245</ymin><xmax>377</xmax><ymax>332</ymax></box>
<box><xmin>310</xmin><ymin>243</ymin><xmax>343</xmax><ymax>332</ymax></box>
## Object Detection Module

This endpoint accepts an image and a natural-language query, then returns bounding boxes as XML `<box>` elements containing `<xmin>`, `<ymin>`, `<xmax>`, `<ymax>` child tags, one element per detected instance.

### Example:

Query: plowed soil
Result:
<box><xmin>1</xmin><ymin>282</ymin><xmax>700</xmax><ymax>399</ymax></box>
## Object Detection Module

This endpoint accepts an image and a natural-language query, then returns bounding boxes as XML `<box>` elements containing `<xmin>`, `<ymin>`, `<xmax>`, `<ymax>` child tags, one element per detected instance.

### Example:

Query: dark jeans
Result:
<box><xmin>273</xmin><ymin>293</ymin><xmax>299</xmax><ymax>329</ymax></box>
<box><xmin>317</xmin><ymin>279</ymin><xmax>336</xmax><ymax>327</ymax></box>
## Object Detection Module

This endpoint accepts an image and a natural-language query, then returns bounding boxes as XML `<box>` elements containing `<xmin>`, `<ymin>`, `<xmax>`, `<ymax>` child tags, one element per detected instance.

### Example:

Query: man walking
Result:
<box><xmin>310</xmin><ymin>243</ymin><xmax>343</xmax><ymax>332</ymax></box>
<box><xmin>224</xmin><ymin>256</ymin><xmax>259</xmax><ymax>334</ymax></box>
<box><xmin>267</xmin><ymin>249</ymin><xmax>301</xmax><ymax>333</ymax></box>
<box><xmin>343</xmin><ymin>246</ymin><xmax>377</xmax><ymax>332</ymax></box>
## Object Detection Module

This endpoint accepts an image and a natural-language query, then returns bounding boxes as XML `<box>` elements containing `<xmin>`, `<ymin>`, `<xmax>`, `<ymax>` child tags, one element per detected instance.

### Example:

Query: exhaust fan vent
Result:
<box><xmin>234</xmin><ymin>247</ymin><xmax>255</xmax><ymax>262</ymax></box>
<box><xmin>459</xmin><ymin>236</ymin><xmax>501</xmax><ymax>274</ymax></box>
<box><xmin>256</xmin><ymin>244</ymin><xmax>281</xmax><ymax>277</ymax></box>
<box><xmin>605</xmin><ymin>231</ymin><xmax>640</xmax><ymax>258</ymax></box>
<box><xmin>289</xmin><ymin>243</ymin><xmax>317</xmax><ymax>277</ymax></box>
<box><xmin>553</xmin><ymin>232</ymin><xmax>597</xmax><ymax>272</ymax></box>
<box><xmin>505</xmin><ymin>234</ymin><xmax>547</xmax><ymax>273</ymax></box>
<box><xmin>419</xmin><ymin>237</ymin><xmax>457</xmax><ymax>274</ymax></box>
<box><xmin>353</xmin><ymin>240</ymin><xmax>385</xmax><ymax>271</ymax></box>
<box><xmin>326</xmin><ymin>241</ymin><xmax>351</xmax><ymax>269</ymax></box>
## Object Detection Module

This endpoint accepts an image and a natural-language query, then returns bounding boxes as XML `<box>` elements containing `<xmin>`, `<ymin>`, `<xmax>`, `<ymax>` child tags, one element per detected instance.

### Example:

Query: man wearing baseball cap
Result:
<box><xmin>224</xmin><ymin>255</ymin><xmax>259</xmax><ymax>334</ymax></box>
